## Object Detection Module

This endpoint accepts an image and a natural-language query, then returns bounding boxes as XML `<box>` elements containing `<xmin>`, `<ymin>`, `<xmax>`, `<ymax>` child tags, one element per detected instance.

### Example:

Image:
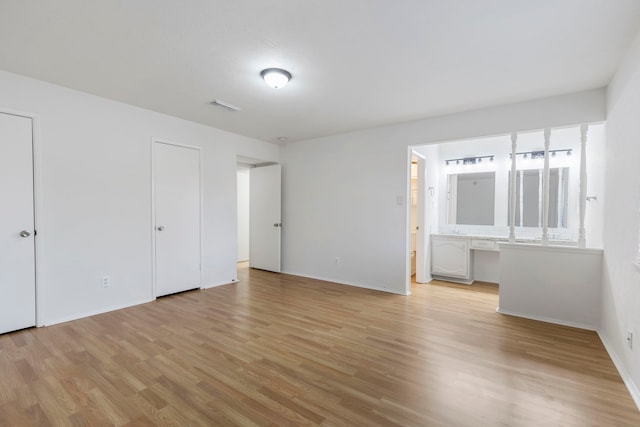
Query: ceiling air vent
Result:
<box><xmin>209</xmin><ymin>99</ymin><xmax>242</xmax><ymax>112</ymax></box>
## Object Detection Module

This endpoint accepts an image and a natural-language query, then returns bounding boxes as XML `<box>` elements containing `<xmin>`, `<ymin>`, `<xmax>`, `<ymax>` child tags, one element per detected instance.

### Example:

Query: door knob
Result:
<box><xmin>157</xmin><ymin>225</ymin><xmax>165</xmax><ymax>231</ymax></box>
<box><xmin>19</xmin><ymin>230</ymin><xmax>31</xmax><ymax>238</ymax></box>
<box><xmin>273</xmin><ymin>223</ymin><xmax>282</xmax><ymax>227</ymax></box>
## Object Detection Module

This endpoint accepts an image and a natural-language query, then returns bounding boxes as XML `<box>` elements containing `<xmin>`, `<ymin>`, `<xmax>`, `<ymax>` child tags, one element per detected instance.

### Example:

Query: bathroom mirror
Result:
<box><xmin>447</xmin><ymin>172</ymin><xmax>496</xmax><ymax>225</ymax></box>
<box><xmin>508</xmin><ymin>167</ymin><xmax>569</xmax><ymax>228</ymax></box>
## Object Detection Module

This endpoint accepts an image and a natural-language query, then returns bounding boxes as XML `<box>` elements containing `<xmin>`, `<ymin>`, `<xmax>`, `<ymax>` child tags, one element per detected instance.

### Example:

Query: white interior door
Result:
<box><xmin>415</xmin><ymin>156</ymin><xmax>428</xmax><ymax>283</ymax></box>
<box><xmin>0</xmin><ymin>112</ymin><xmax>36</xmax><ymax>334</ymax></box>
<box><xmin>250</xmin><ymin>164</ymin><xmax>281</xmax><ymax>272</ymax></box>
<box><xmin>153</xmin><ymin>142</ymin><xmax>201</xmax><ymax>297</ymax></box>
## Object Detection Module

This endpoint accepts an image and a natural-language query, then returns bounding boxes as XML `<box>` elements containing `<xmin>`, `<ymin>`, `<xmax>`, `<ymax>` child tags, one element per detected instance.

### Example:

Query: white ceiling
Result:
<box><xmin>1</xmin><ymin>1</ymin><xmax>639</xmax><ymax>144</ymax></box>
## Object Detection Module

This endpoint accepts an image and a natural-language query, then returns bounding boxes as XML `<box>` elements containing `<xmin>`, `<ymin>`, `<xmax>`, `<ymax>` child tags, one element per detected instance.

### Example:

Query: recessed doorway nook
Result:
<box><xmin>406</xmin><ymin>124</ymin><xmax>606</xmax><ymax>296</ymax></box>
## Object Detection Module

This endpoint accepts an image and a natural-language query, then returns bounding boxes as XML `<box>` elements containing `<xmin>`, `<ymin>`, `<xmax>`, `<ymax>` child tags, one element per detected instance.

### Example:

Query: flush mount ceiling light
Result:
<box><xmin>260</xmin><ymin>68</ymin><xmax>292</xmax><ymax>89</ymax></box>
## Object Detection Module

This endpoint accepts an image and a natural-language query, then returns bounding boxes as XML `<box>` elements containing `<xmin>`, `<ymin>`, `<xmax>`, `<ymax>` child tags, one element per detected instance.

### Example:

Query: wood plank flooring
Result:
<box><xmin>1</xmin><ymin>264</ymin><xmax>639</xmax><ymax>426</ymax></box>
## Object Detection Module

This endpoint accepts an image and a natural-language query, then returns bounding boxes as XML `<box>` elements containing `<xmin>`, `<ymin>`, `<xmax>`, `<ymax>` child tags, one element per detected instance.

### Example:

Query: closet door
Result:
<box><xmin>0</xmin><ymin>112</ymin><xmax>36</xmax><ymax>333</ymax></box>
<box><xmin>153</xmin><ymin>141</ymin><xmax>201</xmax><ymax>297</ymax></box>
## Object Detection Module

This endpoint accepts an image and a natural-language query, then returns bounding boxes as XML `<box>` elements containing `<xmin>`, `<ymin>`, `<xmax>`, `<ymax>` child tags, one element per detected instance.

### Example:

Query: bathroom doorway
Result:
<box><xmin>410</xmin><ymin>155</ymin><xmax>419</xmax><ymax>279</ymax></box>
<box><xmin>407</xmin><ymin>145</ymin><xmax>440</xmax><ymax>292</ymax></box>
<box><xmin>408</xmin><ymin>151</ymin><xmax>429</xmax><ymax>288</ymax></box>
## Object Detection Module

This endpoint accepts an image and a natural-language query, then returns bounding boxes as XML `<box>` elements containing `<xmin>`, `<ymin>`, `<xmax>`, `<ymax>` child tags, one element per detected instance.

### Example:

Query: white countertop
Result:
<box><xmin>431</xmin><ymin>233</ymin><xmax>578</xmax><ymax>246</ymax></box>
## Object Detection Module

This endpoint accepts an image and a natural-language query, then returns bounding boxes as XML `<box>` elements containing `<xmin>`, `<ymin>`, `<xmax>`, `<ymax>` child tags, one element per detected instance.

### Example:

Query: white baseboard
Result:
<box><xmin>42</xmin><ymin>280</ymin><xmax>235</xmax><ymax>327</ymax></box>
<box><xmin>598</xmin><ymin>331</ymin><xmax>640</xmax><ymax>411</ymax></box>
<box><xmin>281</xmin><ymin>270</ymin><xmax>408</xmax><ymax>295</ymax></box>
<box><xmin>202</xmin><ymin>279</ymin><xmax>237</xmax><ymax>289</ymax></box>
<box><xmin>495</xmin><ymin>307</ymin><xmax>597</xmax><ymax>331</ymax></box>
<box><xmin>44</xmin><ymin>297</ymin><xmax>154</xmax><ymax>327</ymax></box>
<box><xmin>43</xmin><ymin>280</ymin><xmax>237</xmax><ymax>326</ymax></box>
<box><xmin>432</xmin><ymin>275</ymin><xmax>473</xmax><ymax>285</ymax></box>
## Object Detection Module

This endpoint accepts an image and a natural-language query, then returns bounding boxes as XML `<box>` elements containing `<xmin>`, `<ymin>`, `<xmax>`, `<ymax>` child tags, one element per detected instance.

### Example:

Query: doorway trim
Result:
<box><xmin>406</xmin><ymin>147</ymin><xmax>431</xmax><ymax>295</ymax></box>
<box><xmin>1</xmin><ymin>107</ymin><xmax>44</xmax><ymax>327</ymax></box>
<box><xmin>150</xmin><ymin>138</ymin><xmax>203</xmax><ymax>299</ymax></box>
<box><xmin>412</xmin><ymin>151</ymin><xmax>428</xmax><ymax>284</ymax></box>
<box><xmin>405</xmin><ymin>148</ymin><xmax>413</xmax><ymax>295</ymax></box>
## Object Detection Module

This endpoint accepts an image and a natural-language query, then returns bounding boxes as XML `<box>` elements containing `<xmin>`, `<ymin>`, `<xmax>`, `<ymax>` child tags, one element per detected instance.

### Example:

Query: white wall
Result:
<box><xmin>237</xmin><ymin>169</ymin><xmax>250</xmax><ymax>262</ymax></box>
<box><xmin>601</xmin><ymin>27</ymin><xmax>640</xmax><ymax>407</ymax></box>
<box><xmin>585</xmin><ymin>123</ymin><xmax>606</xmax><ymax>249</ymax></box>
<box><xmin>0</xmin><ymin>70</ymin><xmax>278</xmax><ymax>325</ymax></box>
<box><xmin>424</xmin><ymin>144</ymin><xmax>440</xmax><ymax>238</ymax></box>
<box><xmin>498</xmin><ymin>244</ymin><xmax>602</xmax><ymax>330</ymax></box>
<box><xmin>423</xmin><ymin>145</ymin><xmax>440</xmax><ymax>283</ymax></box>
<box><xmin>280</xmin><ymin>89</ymin><xmax>606</xmax><ymax>294</ymax></box>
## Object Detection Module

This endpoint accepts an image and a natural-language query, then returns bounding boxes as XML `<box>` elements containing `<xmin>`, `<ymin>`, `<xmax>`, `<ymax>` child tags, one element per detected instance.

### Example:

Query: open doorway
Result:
<box><xmin>406</xmin><ymin>146</ymin><xmax>440</xmax><ymax>292</ymax></box>
<box><xmin>409</xmin><ymin>155</ymin><xmax>419</xmax><ymax>280</ymax></box>
<box><xmin>236</xmin><ymin>155</ymin><xmax>282</xmax><ymax>273</ymax></box>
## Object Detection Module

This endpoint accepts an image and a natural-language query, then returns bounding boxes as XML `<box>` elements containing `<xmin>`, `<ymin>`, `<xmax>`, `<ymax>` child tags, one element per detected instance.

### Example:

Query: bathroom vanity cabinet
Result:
<box><xmin>431</xmin><ymin>234</ymin><xmax>506</xmax><ymax>284</ymax></box>
<box><xmin>431</xmin><ymin>235</ymin><xmax>474</xmax><ymax>283</ymax></box>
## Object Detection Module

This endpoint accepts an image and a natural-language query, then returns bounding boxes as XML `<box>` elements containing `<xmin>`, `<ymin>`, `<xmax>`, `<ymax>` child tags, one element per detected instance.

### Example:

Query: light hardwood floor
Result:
<box><xmin>1</xmin><ymin>264</ymin><xmax>639</xmax><ymax>426</ymax></box>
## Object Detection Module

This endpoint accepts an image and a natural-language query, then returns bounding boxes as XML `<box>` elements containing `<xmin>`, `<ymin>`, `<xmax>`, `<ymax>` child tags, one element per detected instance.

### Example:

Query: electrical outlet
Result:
<box><xmin>335</xmin><ymin>257</ymin><xmax>340</xmax><ymax>265</ymax></box>
<box><xmin>627</xmin><ymin>330</ymin><xmax>633</xmax><ymax>350</ymax></box>
<box><xmin>102</xmin><ymin>275</ymin><xmax>110</xmax><ymax>288</ymax></box>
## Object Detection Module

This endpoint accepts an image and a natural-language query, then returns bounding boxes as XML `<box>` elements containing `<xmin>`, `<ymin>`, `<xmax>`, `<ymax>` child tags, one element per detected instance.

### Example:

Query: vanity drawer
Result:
<box><xmin>470</xmin><ymin>239</ymin><xmax>496</xmax><ymax>251</ymax></box>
